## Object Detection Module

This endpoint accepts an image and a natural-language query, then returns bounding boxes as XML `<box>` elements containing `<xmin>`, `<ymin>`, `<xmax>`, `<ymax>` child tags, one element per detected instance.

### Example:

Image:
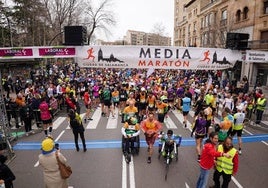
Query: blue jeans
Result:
<box><xmin>196</xmin><ymin>167</ymin><xmax>210</xmax><ymax>188</ymax></box>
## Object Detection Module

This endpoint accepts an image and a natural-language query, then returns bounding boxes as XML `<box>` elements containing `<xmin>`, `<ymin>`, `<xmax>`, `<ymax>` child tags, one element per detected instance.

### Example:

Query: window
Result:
<box><xmin>264</xmin><ymin>0</ymin><xmax>268</xmax><ymax>14</ymax></box>
<box><xmin>201</xmin><ymin>18</ymin><xmax>204</xmax><ymax>28</ymax></box>
<box><xmin>205</xmin><ymin>14</ymin><xmax>210</xmax><ymax>26</ymax></box>
<box><xmin>210</xmin><ymin>13</ymin><xmax>215</xmax><ymax>24</ymax></box>
<box><xmin>188</xmin><ymin>24</ymin><xmax>191</xmax><ymax>34</ymax></box>
<box><xmin>236</xmin><ymin>10</ymin><xmax>241</xmax><ymax>22</ymax></box>
<box><xmin>243</xmin><ymin>7</ymin><xmax>249</xmax><ymax>19</ymax></box>
<box><xmin>221</xmin><ymin>10</ymin><xmax>227</xmax><ymax>20</ymax></box>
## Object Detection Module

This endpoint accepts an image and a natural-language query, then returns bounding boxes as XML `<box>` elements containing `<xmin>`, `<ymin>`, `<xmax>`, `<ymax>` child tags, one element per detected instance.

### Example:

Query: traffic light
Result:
<box><xmin>226</xmin><ymin>32</ymin><xmax>249</xmax><ymax>50</ymax></box>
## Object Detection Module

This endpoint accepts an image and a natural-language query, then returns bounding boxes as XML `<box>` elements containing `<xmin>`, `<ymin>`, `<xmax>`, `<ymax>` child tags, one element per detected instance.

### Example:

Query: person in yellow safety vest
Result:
<box><xmin>246</xmin><ymin>94</ymin><xmax>255</xmax><ymax>120</ymax></box>
<box><xmin>211</xmin><ymin>137</ymin><xmax>239</xmax><ymax>188</ymax></box>
<box><xmin>255</xmin><ymin>94</ymin><xmax>266</xmax><ymax>124</ymax></box>
<box><xmin>230</xmin><ymin>106</ymin><xmax>245</xmax><ymax>155</ymax></box>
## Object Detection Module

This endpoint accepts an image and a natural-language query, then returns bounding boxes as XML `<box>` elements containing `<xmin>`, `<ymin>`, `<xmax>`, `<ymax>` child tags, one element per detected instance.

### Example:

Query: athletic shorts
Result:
<box><xmin>195</xmin><ymin>134</ymin><xmax>206</xmax><ymax>139</ymax></box>
<box><xmin>231</xmin><ymin>129</ymin><xmax>242</xmax><ymax>137</ymax></box>
<box><xmin>42</xmin><ymin>118</ymin><xmax>52</xmax><ymax>124</ymax></box>
<box><xmin>104</xmin><ymin>100</ymin><xmax>111</xmax><ymax>107</ymax></box>
<box><xmin>145</xmin><ymin>134</ymin><xmax>157</xmax><ymax>145</ymax></box>
<box><xmin>138</xmin><ymin>103</ymin><xmax>147</xmax><ymax>110</ymax></box>
<box><xmin>183</xmin><ymin>111</ymin><xmax>189</xmax><ymax>116</ymax></box>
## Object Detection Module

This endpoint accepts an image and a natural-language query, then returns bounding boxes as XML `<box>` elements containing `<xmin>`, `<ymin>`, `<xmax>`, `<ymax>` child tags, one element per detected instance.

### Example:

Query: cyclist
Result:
<box><xmin>158</xmin><ymin>129</ymin><xmax>182</xmax><ymax>159</ymax></box>
<box><xmin>121</xmin><ymin>116</ymin><xmax>140</xmax><ymax>162</ymax></box>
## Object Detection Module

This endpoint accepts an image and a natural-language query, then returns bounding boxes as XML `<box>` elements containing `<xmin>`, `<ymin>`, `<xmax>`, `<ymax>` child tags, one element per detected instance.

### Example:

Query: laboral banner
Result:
<box><xmin>0</xmin><ymin>47</ymin><xmax>76</xmax><ymax>58</ymax></box>
<box><xmin>76</xmin><ymin>45</ymin><xmax>240</xmax><ymax>70</ymax></box>
<box><xmin>246</xmin><ymin>50</ymin><xmax>268</xmax><ymax>63</ymax></box>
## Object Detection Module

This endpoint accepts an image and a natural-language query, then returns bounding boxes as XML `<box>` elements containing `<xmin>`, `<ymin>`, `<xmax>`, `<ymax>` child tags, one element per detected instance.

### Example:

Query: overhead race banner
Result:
<box><xmin>0</xmin><ymin>45</ymin><xmax>243</xmax><ymax>70</ymax></box>
<box><xmin>76</xmin><ymin>46</ymin><xmax>241</xmax><ymax>70</ymax></box>
<box><xmin>246</xmin><ymin>50</ymin><xmax>268</xmax><ymax>63</ymax></box>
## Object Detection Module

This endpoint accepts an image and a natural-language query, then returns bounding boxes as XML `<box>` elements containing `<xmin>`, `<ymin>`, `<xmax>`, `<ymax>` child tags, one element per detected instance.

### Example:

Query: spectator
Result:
<box><xmin>255</xmin><ymin>94</ymin><xmax>266</xmax><ymax>124</ymax></box>
<box><xmin>196</xmin><ymin>132</ymin><xmax>230</xmax><ymax>188</ymax></box>
<box><xmin>68</xmin><ymin>109</ymin><xmax>87</xmax><ymax>152</ymax></box>
<box><xmin>0</xmin><ymin>154</ymin><xmax>16</xmax><ymax>188</ymax></box>
<box><xmin>211</xmin><ymin>137</ymin><xmax>239</xmax><ymax>188</ymax></box>
<box><xmin>19</xmin><ymin>101</ymin><xmax>34</xmax><ymax>136</ymax></box>
<box><xmin>38</xmin><ymin>138</ymin><xmax>69</xmax><ymax>188</ymax></box>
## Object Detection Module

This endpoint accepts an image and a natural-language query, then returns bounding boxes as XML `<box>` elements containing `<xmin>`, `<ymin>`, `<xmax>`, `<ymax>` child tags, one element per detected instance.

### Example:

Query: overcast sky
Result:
<box><xmin>100</xmin><ymin>0</ymin><xmax>174</xmax><ymax>41</ymax></box>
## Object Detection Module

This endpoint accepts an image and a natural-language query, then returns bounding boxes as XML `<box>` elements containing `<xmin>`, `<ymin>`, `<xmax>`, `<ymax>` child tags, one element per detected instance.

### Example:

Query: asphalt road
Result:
<box><xmin>7</xmin><ymin>106</ymin><xmax>268</xmax><ymax>188</ymax></box>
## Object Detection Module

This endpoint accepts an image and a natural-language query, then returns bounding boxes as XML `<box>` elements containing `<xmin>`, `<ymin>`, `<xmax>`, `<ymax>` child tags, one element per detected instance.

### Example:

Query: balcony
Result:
<box><xmin>248</xmin><ymin>40</ymin><xmax>268</xmax><ymax>50</ymax></box>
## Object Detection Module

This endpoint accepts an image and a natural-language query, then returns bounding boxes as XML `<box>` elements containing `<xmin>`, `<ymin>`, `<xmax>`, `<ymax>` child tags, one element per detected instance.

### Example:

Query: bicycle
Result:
<box><xmin>158</xmin><ymin>138</ymin><xmax>178</xmax><ymax>181</ymax></box>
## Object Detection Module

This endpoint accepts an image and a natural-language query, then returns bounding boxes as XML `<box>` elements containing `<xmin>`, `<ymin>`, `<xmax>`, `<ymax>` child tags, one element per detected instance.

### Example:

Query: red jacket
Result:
<box><xmin>200</xmin><ymin>142</ymin><xmax>222</xmax><ymax>170</ymax></box>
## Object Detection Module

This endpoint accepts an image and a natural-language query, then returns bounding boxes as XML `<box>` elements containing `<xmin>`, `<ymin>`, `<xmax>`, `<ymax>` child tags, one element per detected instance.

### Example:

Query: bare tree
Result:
<box><xmin>83</xmin><ymin>0</ymin><xmax>116</xmax><ymax>44</ymax></box>
<box><xmin>42</xmin><ymin>0</ymin><xmax>83</xmax><ymax>45</ymax></box>
<box><xmin>151</xmin><ymin>22</ymin><xmax>167</xmax><ymax>36</ymax></box>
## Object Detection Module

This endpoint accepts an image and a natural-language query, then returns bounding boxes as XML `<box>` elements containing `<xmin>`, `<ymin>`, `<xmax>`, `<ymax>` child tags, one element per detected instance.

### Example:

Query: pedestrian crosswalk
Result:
<box><xmin>10</xmin><ymin>107</ymin><xmax>226</xmax><ymax>132</ymax></box>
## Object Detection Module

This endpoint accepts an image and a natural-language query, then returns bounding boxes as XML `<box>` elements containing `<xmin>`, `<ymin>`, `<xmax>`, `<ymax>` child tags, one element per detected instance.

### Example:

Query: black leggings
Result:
<box><xmin>73</xmin><ymin>131</ymin><xmax>86</xmax><ymax>149</ymax></box>
<box><xmin>213</xmin><ymin>169</ymin><xmax>232</xmax><ymax>188</ymax></box>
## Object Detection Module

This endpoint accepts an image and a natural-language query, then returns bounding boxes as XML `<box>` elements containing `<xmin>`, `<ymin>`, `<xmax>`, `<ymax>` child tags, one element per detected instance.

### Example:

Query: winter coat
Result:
<box><xmin>38</xmin><ymin>151</ymin><xmax>68</xmax><ymax>188</ymax></box>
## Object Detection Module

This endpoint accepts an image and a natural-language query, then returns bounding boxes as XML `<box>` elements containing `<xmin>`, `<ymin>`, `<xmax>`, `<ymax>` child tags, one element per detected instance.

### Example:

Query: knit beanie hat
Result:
<box><xmin>41</xmin><ymin>138</ymin><xmax>55</xmax><ymax>155</ymax></box>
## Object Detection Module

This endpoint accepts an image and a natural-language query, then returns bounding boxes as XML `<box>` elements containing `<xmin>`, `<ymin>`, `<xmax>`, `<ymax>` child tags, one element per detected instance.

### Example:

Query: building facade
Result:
<box><xmin>174</xmin><ymin>0</ymin><xmax>268</xmax><ymax>87</ymax></box>
<box><xmin>124</xmin><ymin>30</ymin><xmax>172</xmax><ymax>46</ymax></box>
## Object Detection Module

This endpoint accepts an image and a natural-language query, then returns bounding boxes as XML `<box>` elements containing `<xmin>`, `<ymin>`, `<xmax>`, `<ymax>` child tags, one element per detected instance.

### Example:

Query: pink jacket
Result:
<box><xmin>39</xmin><ymin>101</ymin><xmax>51</xmax><ymax>120</ymax></box>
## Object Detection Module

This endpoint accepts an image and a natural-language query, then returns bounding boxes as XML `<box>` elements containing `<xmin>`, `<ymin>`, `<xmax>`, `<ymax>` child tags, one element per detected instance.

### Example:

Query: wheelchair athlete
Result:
<box><xmin>121</xmin><ymin>116</ymin><xmax>140</xmax><ymax>157</ymax></box>
<box><xmin>158</xmin><ymin>129</ymin><xmax>182</xmax><ymax>159</ymax></box>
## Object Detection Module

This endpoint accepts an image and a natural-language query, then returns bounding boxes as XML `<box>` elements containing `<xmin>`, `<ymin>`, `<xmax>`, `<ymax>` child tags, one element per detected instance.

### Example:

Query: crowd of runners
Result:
<box><xmin>1</xmin><ymin>60</ymin><xmax>268</xmax><ymax>187</ymax></box>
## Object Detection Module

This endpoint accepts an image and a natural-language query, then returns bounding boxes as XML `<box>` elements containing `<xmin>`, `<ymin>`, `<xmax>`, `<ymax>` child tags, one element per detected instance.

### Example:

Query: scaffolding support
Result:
<box><xmin>0</xmin><ymin>72</ymin><xmax>15</xmax><ymax>160</ymax></box>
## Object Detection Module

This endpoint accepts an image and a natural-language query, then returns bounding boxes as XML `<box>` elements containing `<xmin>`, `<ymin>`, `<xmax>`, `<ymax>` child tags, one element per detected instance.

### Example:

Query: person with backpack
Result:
<box><xmin>68</xmin><ymin>109</ymin><xmax>87</xmax><ymax>152</ymax></box>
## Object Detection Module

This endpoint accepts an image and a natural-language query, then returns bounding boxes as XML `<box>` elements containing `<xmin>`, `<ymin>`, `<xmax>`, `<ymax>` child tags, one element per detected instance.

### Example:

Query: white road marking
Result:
<box><xmin>172</xmin><ymin>110</ymin><xmax>193</xmax><ymax>132</ymax></box>
<box><xmin>55</xmin><ymin>130</ymin><xmax>65</xmax><ymax>142</ymax></box>
<box><xmin>86</xmin><ymin>108</ymin><xmax>101</xmax><ymax>129</ymax></box>
<box><xmin>164</xmin><ymin>114</ymin><xmax>178</xmax><ymax>129</ymax></box>
<box><xmin>107</xmin><ymin>108</ymin><xmax>118</xmax><ymax>129</ymax></box>
<box><xmin>34</xmin><ymin>161</ymin><xmax>39</xmax><ymax>167</ymax></box>
<box><xmin>185</xmin><ymin>182</ymin><xmax>190</xmax><ymax>188</ymax></box>
<box><xmin>53</xmin><ymin>117</ymin><xmax>66</xmax><ymax>129</ymax></box>
<box><xmin>122</xmin><ymin>155</ymin><xmax>127</xmax><ymax>188</ymax></box>
<box><xmin>129</xmin><ymin>155</ymin><xmax>135</xmax><ymax>188</ymax></box>
<box><xmin>231</xmin><ymin>176</ymin><xmax>243</xmax><ymax>188</ymax></box>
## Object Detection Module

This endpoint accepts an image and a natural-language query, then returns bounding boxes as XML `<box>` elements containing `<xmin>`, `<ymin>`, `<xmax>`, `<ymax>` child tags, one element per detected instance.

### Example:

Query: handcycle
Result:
<box><xmin>158</xmin><ymin>130</ymin><xmax>181</xmax><ymax>181</ymax></box>
<box><xmin>121</xmin><ymin>116</ymin><xmax>140</xmax><ymax>163</ymax></box>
